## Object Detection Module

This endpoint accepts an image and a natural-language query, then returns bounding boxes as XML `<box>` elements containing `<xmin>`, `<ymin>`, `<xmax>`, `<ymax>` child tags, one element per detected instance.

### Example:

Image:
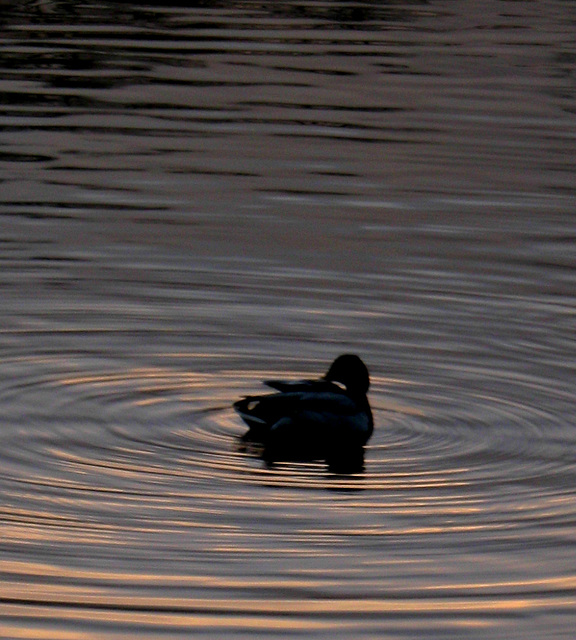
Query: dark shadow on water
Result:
<box><xmin>235</xmin><ymin>435</ymin><xmax>366</xmax><ymax>477</ymax></box>
<box><xmin>2</xmin><ymin>0</ymin><xmax>428</xmax><ymax>27</ymax></box>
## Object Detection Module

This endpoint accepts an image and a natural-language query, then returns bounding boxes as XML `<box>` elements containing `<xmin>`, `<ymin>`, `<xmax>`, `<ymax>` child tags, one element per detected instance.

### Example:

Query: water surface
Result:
<box><xmin>1</xmin><ymin>1</ymin><xmax>576</xmax><ymax>638</ymax></box>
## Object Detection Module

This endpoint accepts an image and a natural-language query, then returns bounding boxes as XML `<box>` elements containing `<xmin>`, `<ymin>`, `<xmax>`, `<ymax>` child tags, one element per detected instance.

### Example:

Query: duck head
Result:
<box><xmin>324</xmin><ymin>354</ymin><xmax>370</xmax><ymax>395</ymax></box>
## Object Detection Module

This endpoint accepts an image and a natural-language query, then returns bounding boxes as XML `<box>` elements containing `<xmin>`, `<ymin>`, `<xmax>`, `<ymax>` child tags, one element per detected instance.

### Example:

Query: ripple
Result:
<box><xmin>2</xmin><ymin>336</ymin><xmax>574</xmax><ymax>517</ymax></box>
<box><xmin>1</xmin><ymin>295</ymin><xmax>576</xmax><ymax>638</ymax></box>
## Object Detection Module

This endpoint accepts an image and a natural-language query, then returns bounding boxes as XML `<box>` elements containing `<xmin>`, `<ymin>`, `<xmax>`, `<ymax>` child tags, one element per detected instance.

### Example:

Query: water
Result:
<box><xmin>1</xmin><ymin>1</ymin><xmax>576</xmax><ymax>638</ymax></box>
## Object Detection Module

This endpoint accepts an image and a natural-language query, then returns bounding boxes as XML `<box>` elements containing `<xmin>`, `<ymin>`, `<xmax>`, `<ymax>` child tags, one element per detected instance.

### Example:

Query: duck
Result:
<box><xmin>234</xmin><ymin>354</ymin><xmax>373</xmax><ymax>472</ymax></box>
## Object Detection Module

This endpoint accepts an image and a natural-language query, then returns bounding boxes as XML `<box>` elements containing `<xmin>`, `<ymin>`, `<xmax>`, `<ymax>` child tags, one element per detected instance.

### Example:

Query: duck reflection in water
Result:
<box><xmin>234</xmin><ymin>354</ymin><xmax>373</xmax><ymax>473</ymax></box>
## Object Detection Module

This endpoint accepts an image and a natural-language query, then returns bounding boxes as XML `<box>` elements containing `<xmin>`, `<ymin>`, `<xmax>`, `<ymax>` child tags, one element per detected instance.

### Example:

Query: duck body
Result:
<box><xmin>234</xmin><ymin>355</ymin><xmax>373</xmax><ymax>471</ymax></box>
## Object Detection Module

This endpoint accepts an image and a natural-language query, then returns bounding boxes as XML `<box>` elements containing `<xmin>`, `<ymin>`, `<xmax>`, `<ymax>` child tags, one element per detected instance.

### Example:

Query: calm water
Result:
<box><xmin>1</xmin><ymin>1</ymin><xmax>576</xmax><ymax>638</ymax></box>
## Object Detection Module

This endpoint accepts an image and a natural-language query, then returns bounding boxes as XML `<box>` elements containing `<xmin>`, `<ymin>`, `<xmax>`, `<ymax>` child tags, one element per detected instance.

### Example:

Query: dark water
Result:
<box><xmin>1</xmin><ymin>1</ymin><xmax>576</xmax><ymax>638</ymax></box>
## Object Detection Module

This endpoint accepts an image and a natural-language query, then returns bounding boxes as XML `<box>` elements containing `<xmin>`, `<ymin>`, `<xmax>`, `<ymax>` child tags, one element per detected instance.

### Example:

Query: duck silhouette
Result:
<box><xmin>234</xmin><ymin>354</ymin><xmax>373</xmax><ymax>472</ymax></box>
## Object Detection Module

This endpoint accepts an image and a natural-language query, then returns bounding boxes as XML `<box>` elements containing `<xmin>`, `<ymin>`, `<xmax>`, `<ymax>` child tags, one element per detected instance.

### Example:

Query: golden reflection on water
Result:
<box><xmin>4</xmin><ymin>595</ymin><xmax>575</xmax><ymax>621</ymax></box>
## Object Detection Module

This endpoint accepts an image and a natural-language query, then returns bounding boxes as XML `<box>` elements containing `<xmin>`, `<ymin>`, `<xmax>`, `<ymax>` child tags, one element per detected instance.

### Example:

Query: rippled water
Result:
<box><xmin>1</xmin><ymin>1</ymin><xmax>576</xmax><ymax>638</ymax></box>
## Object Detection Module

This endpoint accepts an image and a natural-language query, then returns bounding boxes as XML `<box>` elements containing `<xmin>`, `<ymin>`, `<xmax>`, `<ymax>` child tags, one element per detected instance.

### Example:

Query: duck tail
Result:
<box><xmin>234</xmin><ymin>396</ymin><xmax>269</xmax><ymax>441</ymax></box>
